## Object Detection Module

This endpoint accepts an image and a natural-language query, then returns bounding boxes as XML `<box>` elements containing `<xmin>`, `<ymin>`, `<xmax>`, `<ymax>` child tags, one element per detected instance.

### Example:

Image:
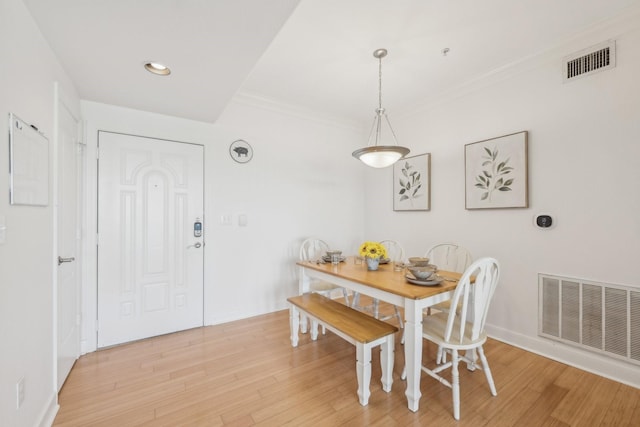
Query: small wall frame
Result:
<box><xmin>393</xmin><ymin>153</ymin><xmax>431</xmax><ymax>211</ymax></box>
<box><xmin>9</xmin><ymin>113</ymin><xmax>49</xmax><ymax>206</ymax></box>
<box><xmin>464</xmin><ymin>131</ymin><xmax>528</xmax><ymax>209</ymax></box>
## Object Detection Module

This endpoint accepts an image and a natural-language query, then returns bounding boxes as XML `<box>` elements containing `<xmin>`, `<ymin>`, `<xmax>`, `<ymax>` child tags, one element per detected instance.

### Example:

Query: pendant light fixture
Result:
<box><xmin>352</xmin><ymin>48</ymin><xmax>410</xmax><ymax>168</ymax></box>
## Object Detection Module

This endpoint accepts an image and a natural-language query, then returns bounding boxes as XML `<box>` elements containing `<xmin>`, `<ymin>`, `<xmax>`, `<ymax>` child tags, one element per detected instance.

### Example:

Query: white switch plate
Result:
<box><xmin>0</xmin><ymin>215</ymin><xmax>6</xmax><ymax>245</ymax></box>
<box><xmin>221</xmin><ymin>214</ymin><xmax>232</xmax><ymax>226</ymax></box>
<box><xmin>238</xmin><ymin>214</ymin><xmax>248</xmax><ymax>227</ymax></box>
<box><xmin>16</xmin><ymin>377</ymin><xmax>24</xmax><ymax>409</ymax></box>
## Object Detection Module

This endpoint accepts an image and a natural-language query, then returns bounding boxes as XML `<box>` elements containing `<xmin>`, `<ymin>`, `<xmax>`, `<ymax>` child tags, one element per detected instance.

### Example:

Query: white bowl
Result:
<box><xmin>408</xmin><ymin>257</ymin><xmax>430</xmax><ymax>267</ymax></box>
<box><xmin>407</xmin><ymin>265</ymin><xmax>437</xmax><ymax>280</ymax></box>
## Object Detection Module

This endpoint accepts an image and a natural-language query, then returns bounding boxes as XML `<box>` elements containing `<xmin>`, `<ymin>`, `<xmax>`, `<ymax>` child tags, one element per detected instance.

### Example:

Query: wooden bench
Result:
<box><xmin>287</xmin><ymin>293</ymin><xmax>398</xmax><ymax>406</ymax></box>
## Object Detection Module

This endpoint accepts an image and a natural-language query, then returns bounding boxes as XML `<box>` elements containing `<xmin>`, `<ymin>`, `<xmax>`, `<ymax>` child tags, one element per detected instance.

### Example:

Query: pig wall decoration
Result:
<box><xmin>229</xmin><ymin>139</ymin><xmax>253</xmax><ymax>163</ymax></box>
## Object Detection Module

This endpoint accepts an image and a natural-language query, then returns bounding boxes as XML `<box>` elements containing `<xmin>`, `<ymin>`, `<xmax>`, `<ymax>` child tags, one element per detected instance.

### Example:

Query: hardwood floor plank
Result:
<box><xmin>597</xmin><ymin>383</ymin><xmax>640</xmax><ymax>426</ymax></box>
<box><xmin>54</xmin><ymin>308</ymin><xmax>639</xmax><ymax>426</ymax></box>
<box><xmin>513</xmin><ymin>383</ymin><xmax>570</xmax><ymax>425</ymax></box>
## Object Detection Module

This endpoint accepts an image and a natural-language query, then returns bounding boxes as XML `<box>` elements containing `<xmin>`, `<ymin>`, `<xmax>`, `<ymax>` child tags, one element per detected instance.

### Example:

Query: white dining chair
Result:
<box><xmin>351</xmin><ymin>240</ymin><xmax>404</xmax><ymax>340</ymax></box>
<box><xmin>419</xmin><ymin>257</ymin><xmax>500</xmax><ymax>420</ymax></box>
<box><xmin>426</xmin><ymin>243</ymin><xmax>473</xmax><ymax>275</ymax></box>
<box><xmin>425</xmin><ymin>243</ymin><xmax>473</xmax><ymax>316</ymax></box>
<box><xmin>299</xmin><ymin>237</ymin><xmax>350</xmax><ymax>308</ymax></box>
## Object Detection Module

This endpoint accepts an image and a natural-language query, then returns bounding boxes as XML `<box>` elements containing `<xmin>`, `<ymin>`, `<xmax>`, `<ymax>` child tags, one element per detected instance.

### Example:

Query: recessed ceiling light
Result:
<box><xmin>144</xmin><ymin>62</ymin><xmax>171</xmax><ymax>76</ymax></box>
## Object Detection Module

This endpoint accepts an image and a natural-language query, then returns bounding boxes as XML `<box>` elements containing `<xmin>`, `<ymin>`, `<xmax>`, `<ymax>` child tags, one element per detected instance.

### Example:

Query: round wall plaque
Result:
<box><xmin>229</xmin><ymin>139</ymin><xmax>253</xmax><ymax>163</ymax></box>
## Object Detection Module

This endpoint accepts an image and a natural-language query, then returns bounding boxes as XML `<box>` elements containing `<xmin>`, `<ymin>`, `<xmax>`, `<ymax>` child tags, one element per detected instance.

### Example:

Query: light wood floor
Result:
<box><xmin>54</xmin><ymin>301</ymin><xmax>640</xmax><ymax>426</ymax></box>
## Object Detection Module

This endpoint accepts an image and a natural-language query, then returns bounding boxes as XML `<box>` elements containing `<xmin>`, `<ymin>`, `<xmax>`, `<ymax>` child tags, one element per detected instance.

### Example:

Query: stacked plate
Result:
<box><xmin>321</xmin><ymin>255</ymin><xmax>346</xmax><ymax>262</ymax></box>
<box><xmin>405</xmin><ymin>273</ymin><xmax>444</xmax><ymax>286</ymax></box>
<box><xmin>322</xmin><ymin>250</ymin><xmax>346</xmax><ymax>263</ymax></box>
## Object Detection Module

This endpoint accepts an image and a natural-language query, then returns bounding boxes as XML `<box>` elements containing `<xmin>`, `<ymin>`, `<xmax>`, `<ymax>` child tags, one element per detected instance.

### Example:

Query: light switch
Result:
<box><xmin>238</xmin><ymin>214</ymin><xmax>248</xmax><ymax>227</ymax></box>
<box><xmin>0</xmin><ymin>215</ymin><xmax>6</xmax><ymax>244</ymax></box>
<box><xmin>221</xmin><ymin>214</ymin><xmax>232</xmax><ymax>226</ymax></box>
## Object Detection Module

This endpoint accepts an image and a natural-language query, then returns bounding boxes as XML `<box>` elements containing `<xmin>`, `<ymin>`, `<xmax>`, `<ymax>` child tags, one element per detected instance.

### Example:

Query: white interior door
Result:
<box><xmin>97</xmin><ymin>132</ymin><xmax>204</xmax><ymax>348</ymax></box>
<box><xmin>56</xmin><ymin>95</ymin><xmax>81</xmax><ymax>390</ymax></box>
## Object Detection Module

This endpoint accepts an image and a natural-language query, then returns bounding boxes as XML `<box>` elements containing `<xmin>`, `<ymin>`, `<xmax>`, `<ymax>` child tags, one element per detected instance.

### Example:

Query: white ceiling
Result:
<box><xmin>24</xmin><ymin>0</ymin><xmax>638</xmax><ymax>124</ymax></box>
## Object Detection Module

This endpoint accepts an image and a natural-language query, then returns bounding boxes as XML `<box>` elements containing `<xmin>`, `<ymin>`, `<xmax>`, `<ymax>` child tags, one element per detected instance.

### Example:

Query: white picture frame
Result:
<box><xmin>465</xmin><ymin>131</ymin><xmax>528</xmax><ymax>209</ymax></box>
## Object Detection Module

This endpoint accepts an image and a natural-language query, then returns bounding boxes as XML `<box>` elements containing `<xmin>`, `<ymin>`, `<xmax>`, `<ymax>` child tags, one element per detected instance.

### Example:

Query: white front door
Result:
<box><xmin>97</xmin><ymin>132</ymin><xmax>204</xmax><ymax>348</ymax></box>
<box><xmin>56</xmin><ymin>93</ymin><xmax>81</xmax><ymax>390</ymax></box>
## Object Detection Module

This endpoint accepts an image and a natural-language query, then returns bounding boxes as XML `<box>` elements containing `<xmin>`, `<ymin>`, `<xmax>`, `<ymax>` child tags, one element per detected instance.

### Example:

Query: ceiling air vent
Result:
<box><xmin>563</xmin><ymin>40</ymin><xmax>616</xmax><ymax>81</ymax></box>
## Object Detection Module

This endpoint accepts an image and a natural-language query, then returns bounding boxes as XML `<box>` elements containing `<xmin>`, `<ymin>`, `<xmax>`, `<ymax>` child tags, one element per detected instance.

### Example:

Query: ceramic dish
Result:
<box><xmin>322</xmin><ymin>255</ymin><xmax>346</xmax><ymax>262</ymax></box>
<box><xmin>405</xmin><ymin>274</ymin><xmax>444</xmax><ymax>286</ymax></box>
<box><xmin>408</xmin><ymin>257</ymin><xmax>430</xmax><ymax>266</ymax></box>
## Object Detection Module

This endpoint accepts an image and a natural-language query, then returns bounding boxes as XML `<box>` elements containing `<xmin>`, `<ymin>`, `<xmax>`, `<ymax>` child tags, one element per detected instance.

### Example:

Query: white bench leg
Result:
<box><xmin>310</xmin><ymin>319</ymin><xmax>319</xmax><ymax>341</ymax></box>
<box><xmin>289</xmin><ymin>305</ymin><xmax>300</xmax><ymax>347</ymax></box>
<box><xmin>300</xmin><ymin>313</ymin><xmax>308</xmax><ymax>333</ymax></box>
<box><xmin>380</xmin><ymin>335</ymin><xmax>394</xmax><ymax>392</ymax></box>
<box><xmin>356</xmin><ymin>343</ymin><xmax>372</xmax><ymax>406</ymax></box>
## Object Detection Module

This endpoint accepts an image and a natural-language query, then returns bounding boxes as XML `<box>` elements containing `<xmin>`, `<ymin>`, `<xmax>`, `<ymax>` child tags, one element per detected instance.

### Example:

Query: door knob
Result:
<box><xmin>58</xmin><ymin>256</ymin><xmax>75</xmax><ymax>265</ymax></box>
<box><xmin>194</xmin><ymin>242</ymin><xmax>202</xmax><ymax>248</ymax></box>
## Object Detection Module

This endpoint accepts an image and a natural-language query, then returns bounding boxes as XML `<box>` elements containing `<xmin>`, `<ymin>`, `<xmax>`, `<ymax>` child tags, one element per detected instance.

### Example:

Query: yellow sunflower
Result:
<box><xmin>358</xmin><ymin>241</ymin><xmax>388</xmax><ymax>259</ymax></box>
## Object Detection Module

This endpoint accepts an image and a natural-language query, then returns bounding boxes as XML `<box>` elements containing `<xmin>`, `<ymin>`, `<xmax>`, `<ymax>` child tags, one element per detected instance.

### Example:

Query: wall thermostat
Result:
<box><xmin>534</xmin><ymin>214</ymin><xmax>554</xmax><ymax>229</ymax></box>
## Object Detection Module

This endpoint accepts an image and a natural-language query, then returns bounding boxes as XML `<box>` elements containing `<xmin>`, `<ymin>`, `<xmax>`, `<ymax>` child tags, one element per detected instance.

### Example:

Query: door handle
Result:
<box><xmin>58</xmin><ymin>256</ymin><xmax>75</xmax><ymax>265</ymax></box>
<box><xmin>188</xmin><ymin>242</ymin><xmax>203</xmax><ymax>249</ymax></box>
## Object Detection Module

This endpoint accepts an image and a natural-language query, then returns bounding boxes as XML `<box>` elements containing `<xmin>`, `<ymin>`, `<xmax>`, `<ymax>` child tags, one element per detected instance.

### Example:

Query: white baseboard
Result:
<box><xmin>37</xmin><ymin>392</ymin><xmax>59</xmax><ymax>427</ymax></box>
<box><xmin>486</xmin><ymin>323</ymin><xmax>640</xmax><ymax>389</ymax></box>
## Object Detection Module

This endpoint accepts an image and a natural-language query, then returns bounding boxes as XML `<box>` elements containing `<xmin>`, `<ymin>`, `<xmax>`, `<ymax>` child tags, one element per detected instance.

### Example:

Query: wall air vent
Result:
<box><xmin>539</xmin><ymin>274</ymin><xmax>640</xmax><ymax>366</ymax></box>
<box><xmin>564</xmin><ymin>40</ymin><xmax>616</xmax><ymax>81</ymax></box>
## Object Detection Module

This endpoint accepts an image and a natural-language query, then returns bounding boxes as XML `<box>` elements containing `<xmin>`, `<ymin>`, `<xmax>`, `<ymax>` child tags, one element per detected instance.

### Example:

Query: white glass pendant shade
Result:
<box><xmin>352</xmin><ymin>146</ymin><xmax>409</xmax><ymax>168</ymax></box>
<box><xmin>353</xmin><ymin>48</ymin><xmax>410</xmax><ymax>168</ymax></box>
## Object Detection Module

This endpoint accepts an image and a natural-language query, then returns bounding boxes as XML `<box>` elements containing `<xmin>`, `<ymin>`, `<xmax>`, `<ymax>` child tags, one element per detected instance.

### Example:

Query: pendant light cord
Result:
<box><xmin>378</xmin><ymin>54</ymin><xmax>383</xmax><ymax>110</ymax></box>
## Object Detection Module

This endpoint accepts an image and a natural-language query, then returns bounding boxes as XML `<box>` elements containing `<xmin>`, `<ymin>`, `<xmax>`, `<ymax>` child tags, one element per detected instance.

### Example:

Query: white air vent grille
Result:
<box><xmin>539</xmin><ymin>274</ymin><xmax>639</xmax><ymax>366</ymax></box>
<box><xmin>564</xmin><ymin>40</ymin><xmax>616</xmax><ymax>81</ymax></box>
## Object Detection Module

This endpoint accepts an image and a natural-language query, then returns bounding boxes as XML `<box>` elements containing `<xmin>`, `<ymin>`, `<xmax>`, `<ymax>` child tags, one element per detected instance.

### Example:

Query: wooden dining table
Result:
<box><xmin>297</xmin><ymin>256</ymin><xmax>464</xmax><ymax>412</ymax></box>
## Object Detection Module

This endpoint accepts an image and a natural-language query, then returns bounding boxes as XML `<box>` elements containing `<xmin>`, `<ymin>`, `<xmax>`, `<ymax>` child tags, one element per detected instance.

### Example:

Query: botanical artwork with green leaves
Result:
<box><xmin>393</xmin><ymin>153</ymin><xmax>430</xmax><ymax>211</ymax></box>
<box><xmin>465</xmin><ymin>131</ymin><xmax>528</xmax><ymax>209</ymax></box>
<box><xmin>475</xmin><ymin>146</ymin><xmax>514</xmax><ymax>201</ymax></box>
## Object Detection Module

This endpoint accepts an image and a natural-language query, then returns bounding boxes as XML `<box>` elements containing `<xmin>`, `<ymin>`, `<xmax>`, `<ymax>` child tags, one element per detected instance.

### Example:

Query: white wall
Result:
<box><xmin>363</xmin><ymin>10</ymin><xmax>640</xmax><ymax>386</ymax></box>
<box><xmin>0</xmin><ymin>0</ymin><xmax>80</xmax><ymax>425</ymax></box>
<box><xmin>80</xmin><ymin>97</ymin><xmax>367</xmax><ymax>351</ymax></box>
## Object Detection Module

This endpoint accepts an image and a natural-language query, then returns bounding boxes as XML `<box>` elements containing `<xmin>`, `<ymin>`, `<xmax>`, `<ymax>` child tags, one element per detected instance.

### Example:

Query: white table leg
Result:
<box><xmin>299</xmin><ymin>268</ymin><xmax>310</xmax><ymax>333</ymax></box>
<box><xmin>404</xmin><ymin>299</ymin><xmax>422</xmax><ymax>412</ymax></box>
<box><xmin>289</xmin><ymin>305</ymin><xmax>299</xmax><ymax>347</ymax></box>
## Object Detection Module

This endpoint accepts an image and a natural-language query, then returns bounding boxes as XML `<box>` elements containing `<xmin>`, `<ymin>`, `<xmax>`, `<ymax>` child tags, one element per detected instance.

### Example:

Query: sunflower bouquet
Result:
<box><xmin>358</xmin><ymin>241</ymin><xmax>388</xmax><ymax>260</ymax></box>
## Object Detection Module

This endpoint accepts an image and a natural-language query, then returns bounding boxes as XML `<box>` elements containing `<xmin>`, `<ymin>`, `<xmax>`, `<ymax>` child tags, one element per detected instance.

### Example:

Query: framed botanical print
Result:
<box><xmin>393</xmin><ymin>153</ymin><xmax>430</xmax><ymax>211</ymax></box>
<box><xmin>465</xmin><ymin>131</ymin><xmax>528</xmax><ymax>209</ymax></box>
